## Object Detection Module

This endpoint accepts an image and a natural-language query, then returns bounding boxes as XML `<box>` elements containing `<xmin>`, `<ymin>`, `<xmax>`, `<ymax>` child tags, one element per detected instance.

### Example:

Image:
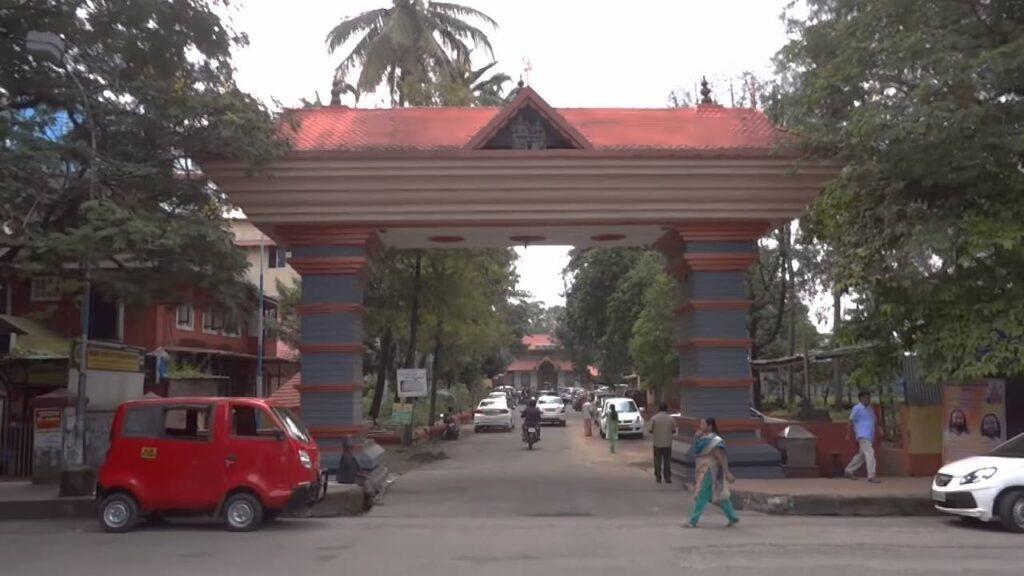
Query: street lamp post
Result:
<box><xmin>26</xmin><ymin>31</ymin><xmax>97</xmax><ymax>475</ymax></box>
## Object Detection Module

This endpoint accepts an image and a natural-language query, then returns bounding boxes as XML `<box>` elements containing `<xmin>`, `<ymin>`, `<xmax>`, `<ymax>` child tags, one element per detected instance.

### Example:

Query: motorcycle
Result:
<box><xmin>440</xmin><ymin>413</ymin><xmax>460</xmax><ymax>440</ymax></box>
<box><xmin>523</xmin><ymin>425</ymin><xmax>540</xmax><ymax>450</ymax></box>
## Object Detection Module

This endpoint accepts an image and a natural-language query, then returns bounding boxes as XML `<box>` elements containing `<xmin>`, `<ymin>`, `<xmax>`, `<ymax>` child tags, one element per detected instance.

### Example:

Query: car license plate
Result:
<box><xmin>528</xmin><ymin>428</ymin><xmax>537</xmax><ymax>433</ymax></box>
<box><xmin>932</xmin><ymin>490</ymin><xmax>946</xmax><ymax>503</ymax></box>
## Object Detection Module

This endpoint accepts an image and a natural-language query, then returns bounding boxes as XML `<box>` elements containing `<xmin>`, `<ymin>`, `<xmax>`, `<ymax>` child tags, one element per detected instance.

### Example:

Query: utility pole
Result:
<box><xmin>256</xmin><ymin>234</ymin><xmax>265</xmax><ymax>397</ymax></box>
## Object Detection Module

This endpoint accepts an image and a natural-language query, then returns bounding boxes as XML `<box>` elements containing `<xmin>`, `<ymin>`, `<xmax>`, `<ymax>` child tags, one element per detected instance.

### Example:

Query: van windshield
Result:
<box><xmin>273</xmin><ymin>407</ymin><xmax>311</xmax><ymax>443</ymax></box>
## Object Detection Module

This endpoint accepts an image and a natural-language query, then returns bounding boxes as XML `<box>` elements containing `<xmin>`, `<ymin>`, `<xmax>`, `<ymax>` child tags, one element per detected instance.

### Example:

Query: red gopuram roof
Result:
<box><xmin>521</xmin><ymin>334</ymin><xmax>559</xmax><ymax>350</ymax></box>
<box><xmin>280</xmin><ymin>97</ymin><xmax>786</xmax><ymax>155</ymax></box>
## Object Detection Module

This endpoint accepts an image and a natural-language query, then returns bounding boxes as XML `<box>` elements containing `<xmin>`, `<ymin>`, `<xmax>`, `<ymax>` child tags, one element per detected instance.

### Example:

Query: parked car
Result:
<box><xmin>537</xmin><ymin>395</ymin><xmax>566</xmax><ymax>426</ymax></box>
<box><xmin>598</xmin><ymin>397</ymin><xmax>644</xmax><ymax>439</ymax></box>
<box><xmin>96</xmin><ymin>397</ymin><xmax>326</xmax><ymax>533</ymax></box>
<box><xmin>932</xmin><ymin>432</ymin><xmax>1024</xmax><ymax>532</ymax></box>
<box><xmin>473</xmin><ymin>398</ymin><xmax>514</xmax><ymax>432</ymax></box>
<box><xmin>590</xmin><ymin>392</ymin><xmax>613</xmax><ymax>424</ymax></box>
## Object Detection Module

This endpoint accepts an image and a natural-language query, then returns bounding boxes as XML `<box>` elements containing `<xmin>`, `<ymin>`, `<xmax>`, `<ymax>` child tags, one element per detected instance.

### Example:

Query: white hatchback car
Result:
<box><xmin>599</xmin><ymin>398</ymin><xmax>644</xmax><ymax>439</ymax></box>
<box><xmin>932</xmin><ymin>432</ymin><xmax>1024</xmax><ymax>532</ymax></box>
<box><xmin>536</xmin><ymin>396</ymin><xmax>566</xmax><ymax>426</ymax></box>
<box><xmin>473</xmin><ymin>398</ymin><xmax>513</xmax><ymax>432</ymax></box>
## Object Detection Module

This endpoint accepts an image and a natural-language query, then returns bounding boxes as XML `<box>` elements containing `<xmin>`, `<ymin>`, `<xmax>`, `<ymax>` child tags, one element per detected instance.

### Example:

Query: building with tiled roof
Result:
<box><xmin>503</xmin><ymin>334</ymin><xmax>585</xmax><ymax>392</ymax></box>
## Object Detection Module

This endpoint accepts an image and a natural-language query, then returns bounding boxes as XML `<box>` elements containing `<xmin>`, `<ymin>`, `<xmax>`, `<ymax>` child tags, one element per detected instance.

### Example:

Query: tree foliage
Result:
<box><xmin>0</xmin><ymin>0</ymin><xmax>283</xmax><ymax>307</ymax></box>
<box><xmin>774</xmin><ymin>0</ymin><xmax>1024</xmax><ymax>381</ymax></box>
<box><xmin>327</xmin><ymin>0</ymin><xmax>500</xmax><ymax>106</ymax></box>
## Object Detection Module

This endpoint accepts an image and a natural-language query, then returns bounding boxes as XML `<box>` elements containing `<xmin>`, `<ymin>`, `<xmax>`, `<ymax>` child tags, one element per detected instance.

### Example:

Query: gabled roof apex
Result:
<box><xmin>464</xmin><ymin>86</ymin><xmax>593</xmax><ymax>150</ymax></box>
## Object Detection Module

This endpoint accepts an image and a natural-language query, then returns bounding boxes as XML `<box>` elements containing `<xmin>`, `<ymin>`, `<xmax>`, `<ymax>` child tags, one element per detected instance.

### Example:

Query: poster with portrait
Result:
<box><xmin>942</xmin><ymin>379</ymin><xmax>1006</xmax><ymax>463</ymax></box>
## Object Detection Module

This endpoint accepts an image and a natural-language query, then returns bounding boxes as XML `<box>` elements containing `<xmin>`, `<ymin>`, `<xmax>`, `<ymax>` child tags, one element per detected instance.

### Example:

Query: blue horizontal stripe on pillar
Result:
<box><xmin>677</xmin><ymin>309</ymin><xmax>749</xmax><ymax>340</ymax></box>
<box><xmin>301</xmin><ymin>313</ymin><xmax>362</xmax><ymax>343</ymax></box>
<box><xmin>683</xmin><ymin>271</ymin><xmax>749</xmax><ymax>300</ymax></box>
<box><xmin>298</xmin><ymin>391</ymin><xmax>359</xmax><ymax>426</ymax></box>
<box><xmin>302</xmin><ymin>354</ymin><xmax>361</xmax><ymax>384</ymax></box>
<box><xmin>303</xmin><ymin>275</ymin><xmax>364</xmax><ymax>304</ymax></box>
<box><xmin>680</xmin><ymin>386</ymin><xmax>750</xmax><ymax>419</ymax></box>
<box><xmin>679</xmin><ymin>348</ymin><xmax>750</xmax><ymax>379</ymax></box>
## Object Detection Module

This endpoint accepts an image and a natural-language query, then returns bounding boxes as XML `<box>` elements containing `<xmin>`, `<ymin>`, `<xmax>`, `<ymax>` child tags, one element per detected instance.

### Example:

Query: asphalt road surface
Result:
<box><xmin>2</xmin><ymin>412</ymin><xmax>1021</xmax><ymax>575</ymax></box>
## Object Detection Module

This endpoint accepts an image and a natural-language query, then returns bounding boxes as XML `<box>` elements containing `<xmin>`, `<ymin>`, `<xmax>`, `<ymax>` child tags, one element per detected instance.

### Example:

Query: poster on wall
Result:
<box><xmin>33</xmin><ymin>408</ymin><xmax>63</xmax><ymax>449</ymax></box>
<box><xmin>942</xmin><ymin>379</ymin><xmax>1006</xmax><ymax>463</ymax></box>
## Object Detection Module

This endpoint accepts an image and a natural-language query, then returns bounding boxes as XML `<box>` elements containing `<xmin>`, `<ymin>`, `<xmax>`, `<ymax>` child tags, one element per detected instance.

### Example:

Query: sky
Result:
<box><xmin>224</xmin><ymin>0</ymin><xmax>806</xmax><ymax>315</ymax></box>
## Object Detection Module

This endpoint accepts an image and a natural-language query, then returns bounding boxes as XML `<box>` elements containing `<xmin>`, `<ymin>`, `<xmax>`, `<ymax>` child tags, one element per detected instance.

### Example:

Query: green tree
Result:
<box><xmin>560</xmin><ymin>248</ymin><xmax>646</xmax><ymax>382</ymax></box>
<box><xmin>0</xmin><ymin>1</ymin><xmax>282</xmax><ymax>308</ymax></box>
<box><xmin>774</xmin><ymin>0</ymin><xmax>1024</xmax><ymax>381</ymax></box>
<box><xmin>327</xmin><ymin>0</ymin><xmax>497</xmax><ymax>106</ymax></box>
<box><xmin>439</xmin><ymin>58</ymin><xmax>512</xmax><ymax>106</ymax></box>
<box><xmin>629</xmin><ymin>269</ymin><xmax>675</xmax><ymax>401</ymax></box>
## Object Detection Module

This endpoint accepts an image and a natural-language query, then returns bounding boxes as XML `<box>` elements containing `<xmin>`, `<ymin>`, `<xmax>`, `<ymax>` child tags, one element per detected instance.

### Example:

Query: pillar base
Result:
<box><xmin>671</xmin><ymin>439</ymin><xmax>784</xmax><ymax>480</ymax></box>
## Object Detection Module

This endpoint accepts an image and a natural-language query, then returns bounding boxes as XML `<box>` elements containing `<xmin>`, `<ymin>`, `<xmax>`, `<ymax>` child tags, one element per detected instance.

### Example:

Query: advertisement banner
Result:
<box><xmin>942</xmin><ymin>379</ymin><xmax>1006</xmax><ymax>463</ymax></box>
<box><xmin>33</xmin><ymin>408</ymin><xmax>63</xmax><ymax>449</ymax></box>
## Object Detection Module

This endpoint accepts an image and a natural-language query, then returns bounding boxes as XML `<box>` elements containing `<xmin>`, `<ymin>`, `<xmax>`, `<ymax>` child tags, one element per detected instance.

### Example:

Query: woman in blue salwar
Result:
<box><xmin>684</xmin><ymin>417</ymin><xmax>739</xmax><ymax>528</ymax></box>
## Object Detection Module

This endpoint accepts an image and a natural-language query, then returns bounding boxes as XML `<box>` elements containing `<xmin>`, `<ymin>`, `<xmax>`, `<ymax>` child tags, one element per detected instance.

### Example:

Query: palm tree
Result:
<box><xmin>327</xmin><ymin>0</ymin><xmax>497</xmax><ymax>106</ymax></box>
<box><xmin>440</xmin><ymin>59</ymin><xmax>512</xmax><ymax>106</ymax></box>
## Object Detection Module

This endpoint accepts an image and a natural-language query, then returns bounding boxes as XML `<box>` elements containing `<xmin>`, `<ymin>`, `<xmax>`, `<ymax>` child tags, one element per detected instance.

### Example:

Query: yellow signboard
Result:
<box><xmin>72</xmin><ymin>343</ymin><xmax>144</xmax><ymax>373</ymax></box>
<box><xmin>140</xmin><ymin>447</ymin><xmax>158</xmax><ymax>460</ymax></box>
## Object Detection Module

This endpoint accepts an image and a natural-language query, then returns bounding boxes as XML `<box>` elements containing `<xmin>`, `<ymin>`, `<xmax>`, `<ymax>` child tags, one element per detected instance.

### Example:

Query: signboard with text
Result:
<box><xmin>72</xmin><ymin>342</ymin><xmax>144</xmax><ymax>373</ymax></box>
<box><xmin>397</xmin><ymin>368</ymin><xmax>428</xmax><ymax>398</ymax></box>
<box><xmin>391</xmin><ymin>403</ymin><xmax>414</xmax><ymax>425</ymax></box>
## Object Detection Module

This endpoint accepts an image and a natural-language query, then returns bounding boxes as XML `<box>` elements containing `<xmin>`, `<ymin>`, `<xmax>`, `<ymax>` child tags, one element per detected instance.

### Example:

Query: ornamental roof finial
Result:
<box><xmin>700</xmin><ymin>76</ymin><xmax>713</xmax><ymax>105</ymax></box>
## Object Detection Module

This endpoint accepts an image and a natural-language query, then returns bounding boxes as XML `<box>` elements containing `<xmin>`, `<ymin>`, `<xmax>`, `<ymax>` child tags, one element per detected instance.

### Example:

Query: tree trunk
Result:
<box><xmin>404</xmin><ymin>252</ymin><xmax>422</xmax><ymax>369</ymax></box>
<box><xmin>832</xmin><ymin>289</ymin><xmax>844</xmax><ymax>410</ymax></box>
<box><xmin>427</xmin><ymin>323</ymin><xmax>443</xmax><ymax>427</ymax></box>
<box><xmin>369</xmin><ymin>325</ymin><xmax>393</xmax><ymax>421</ymax></box>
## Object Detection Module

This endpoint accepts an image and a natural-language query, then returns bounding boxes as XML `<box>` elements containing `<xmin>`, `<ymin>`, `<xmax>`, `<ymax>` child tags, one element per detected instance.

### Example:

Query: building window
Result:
<box><xmin>175</xmin><ymin>303</ymin><xmax>194</xmax><ymax>331</ymax></box>
<box><xmin>30</xmin><ymin>276</ymin><xmax>61</xmax><ymax>302</ymax></box>
<box><xmin>202</xmin><ymin>307</ymin><xmax>240</xmax><ymax>338</ymax></box>
<box><xmin>267</xmin><ymin>246</ymin><xmax>288</xmax><ymax>269</ymax></box>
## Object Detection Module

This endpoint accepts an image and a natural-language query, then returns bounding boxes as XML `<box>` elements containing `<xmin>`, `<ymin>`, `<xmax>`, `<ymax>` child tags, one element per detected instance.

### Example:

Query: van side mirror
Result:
<box><xmin>274</xmin><ymin>429</ymin><xmax>286</xmax><ymax>441</ymax></box>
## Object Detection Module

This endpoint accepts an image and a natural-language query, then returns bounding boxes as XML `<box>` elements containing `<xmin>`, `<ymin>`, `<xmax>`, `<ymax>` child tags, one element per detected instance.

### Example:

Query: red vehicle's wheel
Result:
<box><xmin>98</xmin><ymin>493</ymin><xmax>139</xmax><ymax>533</ymax></box>
<box><xmin>223</xmin><ymin>493</ymin><xmax>263</xmax><ymax>532</ymax></box>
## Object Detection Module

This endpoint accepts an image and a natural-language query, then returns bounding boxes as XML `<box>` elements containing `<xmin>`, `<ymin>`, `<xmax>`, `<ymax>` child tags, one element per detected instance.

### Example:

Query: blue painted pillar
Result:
<box><xmin>277</xmin><ymin>225</ymin><xmax>385</xmax><ymax>475</ymax></box>
<box><xmin>656</xmin><ymin>222</ymin><xmax>783</xmax><ymax>479</ymax></box>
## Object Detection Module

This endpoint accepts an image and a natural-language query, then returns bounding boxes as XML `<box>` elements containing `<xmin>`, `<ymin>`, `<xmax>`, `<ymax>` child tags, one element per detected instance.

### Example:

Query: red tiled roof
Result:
<box><xmin>280</xmin><ymin>102</ymin><xmax>785</xmax><ymax>154</ymax></box>
<box><xmin>521</xmin><ymin>334</ymin><xmax>558</xmax><ymax>350</ymax></box>
<box><xmin>268</xmin><ymin>372</ymin><xmax>301</xmax><ymax>409</ymax></box>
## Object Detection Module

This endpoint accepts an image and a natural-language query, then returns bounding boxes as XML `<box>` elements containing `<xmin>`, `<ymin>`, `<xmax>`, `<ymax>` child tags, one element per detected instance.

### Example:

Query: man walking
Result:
<box><xmin>647</xmin><ymin>403</ymin><xmax>677</xmax><ymax>484</ymax></box>
<box><xmin>845</xmin><ymin>391</ymin><xmax>881</xmax><ymax>483</ymax></box>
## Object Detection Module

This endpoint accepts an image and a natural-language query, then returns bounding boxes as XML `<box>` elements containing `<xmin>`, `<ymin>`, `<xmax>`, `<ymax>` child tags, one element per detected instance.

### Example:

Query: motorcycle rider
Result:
<box><xmin>521</xmin><ymin>398</ymin><xmax>542</xmax><ymax>441</ymax></box>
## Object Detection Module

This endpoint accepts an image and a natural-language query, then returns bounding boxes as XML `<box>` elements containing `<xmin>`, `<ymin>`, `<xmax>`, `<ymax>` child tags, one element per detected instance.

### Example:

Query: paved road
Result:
<box><xmin>2</xmin><ymin>412</ymin><xmax>1021</xmax><ymax>575</ymax></box>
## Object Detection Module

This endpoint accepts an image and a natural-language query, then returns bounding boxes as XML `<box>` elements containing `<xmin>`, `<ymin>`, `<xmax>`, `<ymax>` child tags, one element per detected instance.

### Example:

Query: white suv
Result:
<box><xmin>932</xmin><ymin>432</ymin><xmax>1024</xmax><ymax>532</ymax></box>
<box><xmin>536</xmin><ymin>396</ymin><xmax>566</xmax><ymax>426</ymax></box>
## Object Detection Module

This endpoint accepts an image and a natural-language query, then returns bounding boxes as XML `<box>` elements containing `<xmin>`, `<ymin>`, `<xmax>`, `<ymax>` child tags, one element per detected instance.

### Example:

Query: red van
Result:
<box><xmin>96</xmin><ymin>397</ymin><xmax>326</xmax><ymax>532</ymax></box>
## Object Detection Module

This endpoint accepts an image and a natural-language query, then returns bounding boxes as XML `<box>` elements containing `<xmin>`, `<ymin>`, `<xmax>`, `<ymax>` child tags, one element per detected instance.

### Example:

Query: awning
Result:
<box><xmin>0</xmin><ymin>315</ymin><xmax>71</xmax><ymax>360</ymax></box>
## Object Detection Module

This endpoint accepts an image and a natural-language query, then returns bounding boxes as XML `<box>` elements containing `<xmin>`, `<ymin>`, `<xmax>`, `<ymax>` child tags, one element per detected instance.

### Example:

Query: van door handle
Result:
<box><xmin>225</xmin><ymin>455</ymin><xmax>237</xmax><ymax>465</ymax></box>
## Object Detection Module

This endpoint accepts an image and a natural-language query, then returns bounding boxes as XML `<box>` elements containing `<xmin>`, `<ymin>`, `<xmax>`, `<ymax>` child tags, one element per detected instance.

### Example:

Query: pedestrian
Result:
<box><xmin>845</xmin><ymin>391</ymin><xmax>881</xmax><ymax>483</ymax></box>
<box><xmin>606</xmin><ymin>403</ymin><xmax>619</xmax><ymax>454</ymax></box>
<box><xmin>647</xmin><ymin>403</ymin><xmax>677</xmax><ymax>483</ymax></box>
<box><xmin>684</xmin><ymin>417</ymin><xmax>739</xmax><ymax>528</ymax></box>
